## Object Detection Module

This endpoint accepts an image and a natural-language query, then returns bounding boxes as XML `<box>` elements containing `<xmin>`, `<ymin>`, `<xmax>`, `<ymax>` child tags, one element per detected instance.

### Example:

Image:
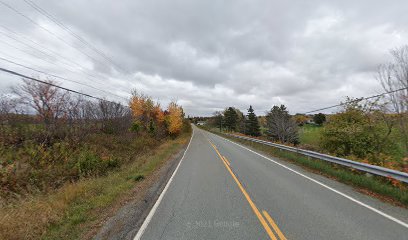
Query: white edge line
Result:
<box><xmin>133</xmin><ymin>127</ymin><xmax>195</xmax><ymax>240</ymax></box>
<box><xmin>208</xmin><ymin>131</ymin><xmax>408</xmax><ymax>229</ymax></box>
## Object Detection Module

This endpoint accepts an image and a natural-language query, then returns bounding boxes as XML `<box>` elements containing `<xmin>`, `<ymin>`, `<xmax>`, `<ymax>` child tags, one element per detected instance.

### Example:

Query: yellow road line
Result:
<box><xmin>222</xmin><ymin>156</ymin><xmax>231</xmax><ymax>166</ymax></box>
<box><xmin>209</xmin><ymin>141</ymin><xmax>217</xmax><ymax>150</ymax></box>
<box><xmin>209</xmin><ymin>141</ymin><xmax>277</xmax><ymax>240</ymax></box>
<box><xmin>263</xmin><ymin>210</ymin><xmax>287</xmax><ymax>240</ymax></box>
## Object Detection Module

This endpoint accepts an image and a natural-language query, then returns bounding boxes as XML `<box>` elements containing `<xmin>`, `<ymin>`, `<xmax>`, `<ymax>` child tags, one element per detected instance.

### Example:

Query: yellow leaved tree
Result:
<box><xmin>129</xmin><ymin>91</ymin><xmax>185</xmax><ymax>137</ymax></box>
<box><xmin>166</xmin><ymin>101</ymin><xmax>184</xmax><ymax>136</ymax></box>
<box><xmin>129</xmin><ymin>91</ymin><xmax>161</xmax><ymax>133</ymax></box>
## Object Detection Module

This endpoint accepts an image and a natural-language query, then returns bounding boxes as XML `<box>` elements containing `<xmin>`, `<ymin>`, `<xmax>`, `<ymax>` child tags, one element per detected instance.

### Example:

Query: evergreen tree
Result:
<box><xmin>224</xmin><ymin>107</ymin><xmax>238</xmax><ymax>132</ymax></box>
<box><xmin>245</xmin><ymin>105</ymin><xmax>261</xmax><ymax>136</ymax></box>
<box><xmin>313</xmin><ymin>113</ymin><xmax>326</xmax><ymax>125</ymax></box>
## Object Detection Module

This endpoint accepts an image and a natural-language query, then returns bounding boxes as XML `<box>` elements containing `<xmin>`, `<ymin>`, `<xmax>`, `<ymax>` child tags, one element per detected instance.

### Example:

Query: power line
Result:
<box><xmin>0</xmin><ymin>0</ymin><xmax>110</xmax><ymax>70</ymax></box>
<box><xmin>0</xmin><ymin>66</ymin><xmax>122</xmax><ymax>104</ymax></box>
<box><xmin>0</xmin><ymin>38</ymin><xmax>105</xmax><ymax>86</ymax></box>
<box><xmin>0</xmin><ymin>37</ymin><xmax>64</xmax><ymax>68</ymax></box>
<box><xmin>22</xmin><ymin>0</ymin><xmax>127</xmax><ymax>74</ymax></box>
<box><xmin>302</xmin><ymin>87</ymin><xmax>408</xmax><ymax>114</ymax></box>
<box><xmin>0</xmin><ymin>24</ymin><xmax>102</xmax><ymax>74</ymax></box>
<box><xmin>0</xmin><ymin>28</ymin><xmax>78</xmax><ymax>70</ymax></box>
<box><xmin>0</xmin><ymin>35</ymin><xmax>115</xmax><ymax>87</ymax></box>
<box><xmin>0</xmin><ymin>56</ymin><xmax>128</xmax><ymax>101</ymax></box>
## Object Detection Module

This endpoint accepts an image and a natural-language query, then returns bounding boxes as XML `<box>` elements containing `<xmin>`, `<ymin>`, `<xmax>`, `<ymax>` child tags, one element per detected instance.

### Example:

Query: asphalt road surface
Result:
<box><xmin>134</xmin><ymin>126</ymin><xmax>408</xmax><ymax>240</ymax></box>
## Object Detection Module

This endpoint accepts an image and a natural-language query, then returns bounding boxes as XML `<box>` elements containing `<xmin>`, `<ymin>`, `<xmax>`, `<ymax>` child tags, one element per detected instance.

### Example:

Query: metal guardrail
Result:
<box><xmin>226</xmin><ymin>134</ymin><xmax>408</xmax><ymax>184</ymax></box>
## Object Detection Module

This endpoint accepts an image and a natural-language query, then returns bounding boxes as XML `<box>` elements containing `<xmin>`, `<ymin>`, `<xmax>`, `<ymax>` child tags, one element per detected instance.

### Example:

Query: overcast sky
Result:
<box><xmin>0</xmin><ymin>0</ymin><xmax>407</xmax><ymax>116</ymax></box>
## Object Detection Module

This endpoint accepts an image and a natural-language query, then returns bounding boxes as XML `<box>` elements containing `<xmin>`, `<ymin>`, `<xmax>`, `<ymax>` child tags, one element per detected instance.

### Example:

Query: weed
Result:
<box><xmin>133</xmin><ymin>174</ymin><xmax>145</xmax><ymax>182</ymax></box>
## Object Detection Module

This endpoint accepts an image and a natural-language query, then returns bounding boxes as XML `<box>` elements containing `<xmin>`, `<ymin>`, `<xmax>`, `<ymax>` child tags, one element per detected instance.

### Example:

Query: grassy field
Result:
<box><xmin>298</xmin><ymin>124</ymin><xmax>323</xmax><ymax>150</ymax></box>
<box><xmin>0</xmin><ymin>131</ymin><xmax>191</xmax><ymax>240</ymax></box>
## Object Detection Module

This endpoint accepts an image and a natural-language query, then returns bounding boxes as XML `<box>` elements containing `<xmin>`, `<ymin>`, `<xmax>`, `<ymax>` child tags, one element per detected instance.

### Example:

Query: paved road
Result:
<box><xmin>135</xmin><ymin>126</ymin><xmax>408</xmax><ymax>240</ymax></box>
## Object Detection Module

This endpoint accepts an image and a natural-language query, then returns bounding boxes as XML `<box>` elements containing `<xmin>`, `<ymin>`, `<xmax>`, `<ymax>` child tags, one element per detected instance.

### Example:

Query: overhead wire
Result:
<box><xmin>22</xmin><ymin>0</ymin><xmax>128</xmax><ymax>74</ymax></box>
<box><xmin>0</xmin><ymin>66</ymin><xmax>126</xmax><ymax>104</ymax></box>
<box><xmin>0</xmin><ymin>0</ymin><xmax>111</xmax><ymax>70</ymax></box>
<box><xmin>0</xmin><ymin>27</ymin><xmax>122</xmax><ymax>88</ymax></box>
<box><xmin>0</xmin><ymin>56</ymin><xmax>128</xmax><ymax>101</ymax></box>
<box><xmin>0</xmin><ymin>24</ymin><xmax>79</xmax><ymax>68</ymax></box>
<box><xmin>0</xmin><ymin>1</ymin><xmax>134</xmax><ymax>100</ymax></box>
<box><xmin>302</xmin><ymin>87</ymin><xmax>408</xmax><ymax>114</ymax></box>
<box><xmin>0</xmin><ymin>28</ymin><xmax>80</xmax><ymax>70</ymax></box>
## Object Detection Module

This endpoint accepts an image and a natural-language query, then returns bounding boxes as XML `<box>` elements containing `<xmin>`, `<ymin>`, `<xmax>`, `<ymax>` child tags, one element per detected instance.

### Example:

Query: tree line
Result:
<box><xmin>208</xmin><ymin>104</ymin><xmax>299</xmax><ymax>144</ymax></box>
<box><xmin>204</xmin><ymin>45</ymin><xmax>408</xmax><ymax>171</ymax></box>
<box><xmin>0</xmin><ymin>78</ymin><xmax>188</xmax><ymax>199</ymax></box>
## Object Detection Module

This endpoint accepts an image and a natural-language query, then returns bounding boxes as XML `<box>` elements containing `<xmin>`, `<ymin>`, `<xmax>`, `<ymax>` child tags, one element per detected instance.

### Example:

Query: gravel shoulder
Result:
<box><xmin>93</xmin><ymin>142</ymin><xmax>188</xmax><ymax>240</ymax></box>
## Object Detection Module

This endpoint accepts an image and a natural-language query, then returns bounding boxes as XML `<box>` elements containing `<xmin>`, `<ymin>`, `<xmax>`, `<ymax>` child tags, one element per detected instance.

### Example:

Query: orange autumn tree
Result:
<box><xmin>153</xmin><ymin>104</ymin><xmax>165</xmax><ymax>125</ymax></box>
<box><xmin>129</xmin><ymin>91</ymin><xmax>184</xmax><ymax>137</ymax></box>
<box><xmin>129</xmin><ymin>90</ymin><xmax>163</xmax><ymax>133</ymax></box>
<box><xmin>166</xmin><ymin>101</ymin><xmax>184</xmax><ymax>136</ymax></box>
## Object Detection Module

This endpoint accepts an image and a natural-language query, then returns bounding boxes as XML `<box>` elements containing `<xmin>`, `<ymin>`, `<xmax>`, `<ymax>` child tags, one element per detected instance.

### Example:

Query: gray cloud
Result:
<box><xmin>0</xmin><ymin>0</ymin><xmax>407</xmax><ymax>116</ymax></box>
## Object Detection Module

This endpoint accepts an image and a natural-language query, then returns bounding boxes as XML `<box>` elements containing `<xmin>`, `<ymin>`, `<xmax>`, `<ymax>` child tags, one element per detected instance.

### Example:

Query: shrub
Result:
<box><xmin>133</xmin><ymin>174</ymin><xmax>145</xmax><ymax>182</ymax></box>
<box><xmin>75</xmin><ymin>150</ymin><xmax>120</xmax><ymax>177</ymax></box>
<box><xmin>313</xmin><ymin>113</ymin><xmax>326</xmax><ymax>125</ymax></box>
<box><xmin>130</xmin><ymin>121</ymin><xmax>141</xmax><ymax>133</ymax></box>
<box><xmin>320</xmin><ymin>99</ymin><xmax>397</xmax><ymax>166</ymax></box>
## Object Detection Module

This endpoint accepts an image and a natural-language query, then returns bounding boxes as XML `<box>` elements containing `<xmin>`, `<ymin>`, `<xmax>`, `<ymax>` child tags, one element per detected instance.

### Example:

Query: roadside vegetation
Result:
<box><xmin>195</xmin><ymin>45</ymin><xmax>408</xmax><ymax>205</ymax></box>
<box><xmin>216</xmin><ymin>133</ymin><xmax>408</xmax><ymax>206</ymax></box>
<box><xmin>0</xmin><ymin>78</ymin><xmax>191</xmax><ymax>239</ymax></box>
<box><xmin>197</xmin><ymin>46</ymin><xmax>408</xmax><ymax>174</ymax></box>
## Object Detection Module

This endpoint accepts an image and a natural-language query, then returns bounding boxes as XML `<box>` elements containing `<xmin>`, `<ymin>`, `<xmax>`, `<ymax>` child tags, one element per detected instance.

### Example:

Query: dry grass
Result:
<box><xmin>0</xmin><ymin>132</ymin><xmax>191</xmax><ymax>240</ymax></box>
<box><xmin>0</xmin><ymin>183</ymin><xmax>85</xmax><ymax>240</ymax></box>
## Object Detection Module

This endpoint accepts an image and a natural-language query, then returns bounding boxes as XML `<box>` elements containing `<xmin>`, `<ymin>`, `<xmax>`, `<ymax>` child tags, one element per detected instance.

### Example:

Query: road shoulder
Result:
<box><xmin>93</xmin><ymin>140</ymin><xmax>189</xmax><ymax>240</ymax></box>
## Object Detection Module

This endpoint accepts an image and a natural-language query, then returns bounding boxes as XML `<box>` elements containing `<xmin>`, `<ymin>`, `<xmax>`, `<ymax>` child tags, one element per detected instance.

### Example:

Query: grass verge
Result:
<box><xmin>206</xmin><ymin>129</ymin><xmax>408</xmax><ymax>207</ymax></box>
<box><xmin>0</xmin><ymin>132</ymin><xmax>191</xmax><ymax>240</ymax></box>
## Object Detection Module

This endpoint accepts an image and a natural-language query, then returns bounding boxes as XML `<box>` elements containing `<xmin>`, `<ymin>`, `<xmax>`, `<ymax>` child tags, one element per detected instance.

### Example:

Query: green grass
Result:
<box><xmin>299</xmin><ymin>124</ymin><xmax>323</xmax><ymax>147</ymax></box>
<box><xmin>389</xmin><ymin>126</ymin><xmax>407</xmax><ymax>161</ymax></box>
<box><xmin>203</xmin><ymin>128</ymin><xmax>408</xmax><ymax>207</ymax></box>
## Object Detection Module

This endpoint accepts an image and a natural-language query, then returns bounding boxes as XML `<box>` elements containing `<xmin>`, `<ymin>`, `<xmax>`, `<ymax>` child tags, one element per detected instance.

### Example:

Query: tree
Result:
<box><xmin>377</xmin><ymin>45</ymin><xmax>408</xmax><ymax>156</ymax></box>
<box><xmin>266</xmin><ymin>105</ymin><xmax>298</xmax><ymax>144</ymax></box>
<box><xmin>129</xmin><ymin>90</ymin><xmax>167</xmax><ymax>136</ymax></box>
<box><xmin>212</xmin><ymin>111</ymin><xmax>224</xmax><ymax>131</ymax></box>
<box><xmin>0</xmin><ymin>94</ymin><xmax>16</xmax><ymax>116</ymax></box>
<box><xmin>97</xmin><ymin>99</ymin><xmax>131</xmax><ymax>133</ymax></box>
<box><xmin>245</xmin><ymin>105</ymin><xmax>260</xmax><ymax>136</ymax></box>
<box><xmin>166</xmin><ymin>101</ymin><xmax>183</xmax><ymax>136</ymax></box>
<box><xmin>235</xmin><ymin>108</ymin><xmax>246</xmax><ymax>133</ymax></box>
<box><xmin>130</xmin><ymin>91</ymin><xmax>151</xmax><ymax>125</ymax></box>
<box><xmin>313</xmin><ymin>113</ymin><xmax>326</xmax><ymax>125</ymax></box>
<box><xmin>294</xmin><ymin>114</ymin><xmax>308</xmax><ymax>126</ymax></box>
<box><xmin>0</xmin><ymin>94</ymin><xmax>18</xmax><ymax>137</ymax></box>
<box><xmin>14</xmin><ymin>78</ymin><xmax>70</xmax><ymax>127</ymax></box>
<box><xmin>224</xmin><ymin>107</ymin><xmax>238</xmax><ymax>132</ymax></box>
<box><xmin>320</xmin><ymin>98</ymin><xmax>395</xmax><ymax>165</ymax></box>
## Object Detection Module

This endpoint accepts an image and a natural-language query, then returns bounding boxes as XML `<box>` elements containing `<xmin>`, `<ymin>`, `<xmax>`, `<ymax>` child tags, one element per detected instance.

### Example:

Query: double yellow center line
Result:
<box><xmin>209</xmin><ymin>140</ymin><xmax>287</xmax><ymax>240</ymax></box>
